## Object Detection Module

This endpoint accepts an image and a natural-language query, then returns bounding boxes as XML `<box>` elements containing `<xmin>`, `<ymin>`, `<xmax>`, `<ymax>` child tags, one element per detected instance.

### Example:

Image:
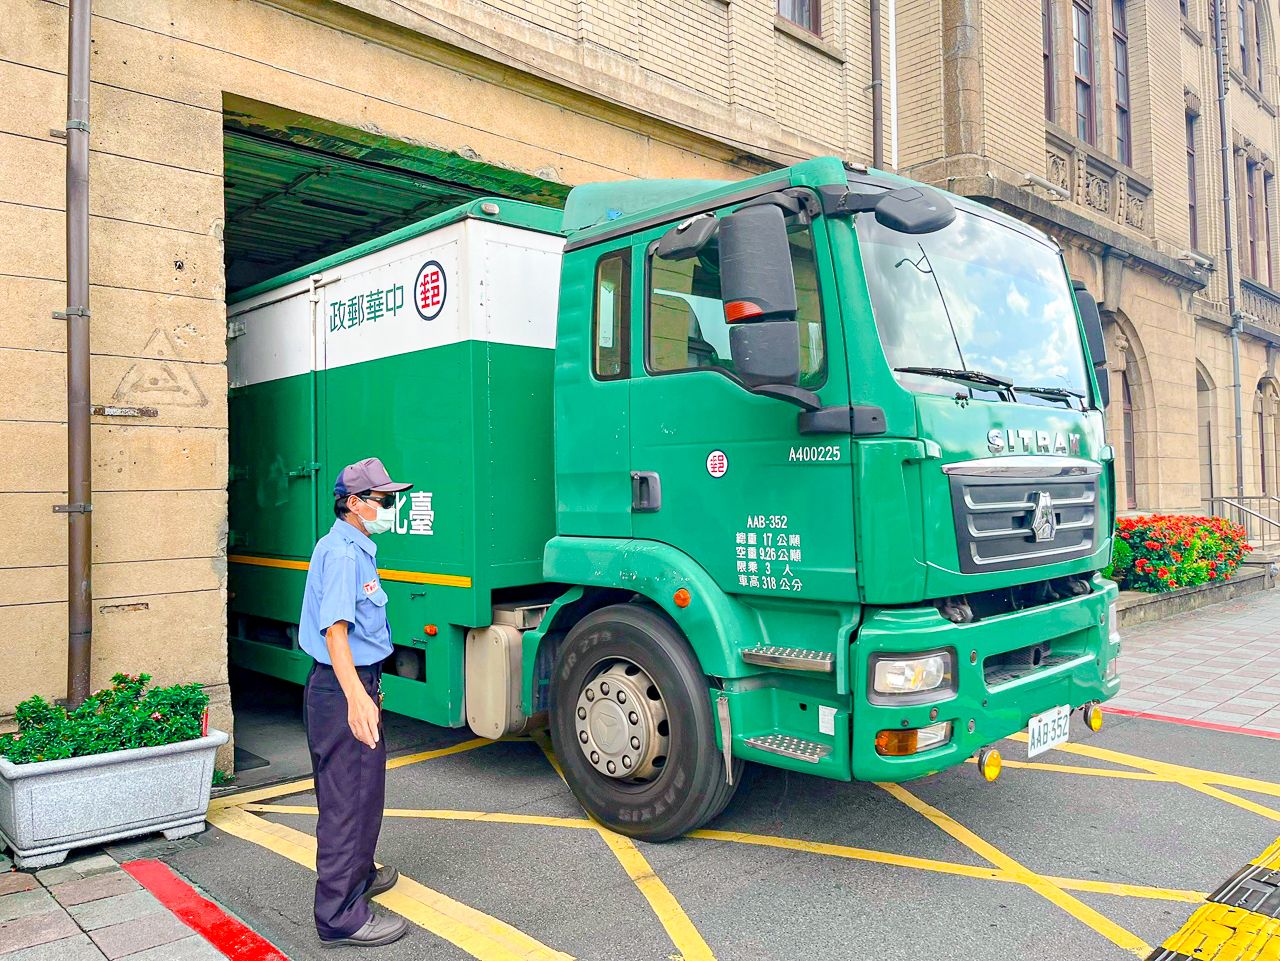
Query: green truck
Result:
<box><xmin>226</xmin><ymin>156</ymin><xmax>1120</xmax><ymax>840</ymax></box>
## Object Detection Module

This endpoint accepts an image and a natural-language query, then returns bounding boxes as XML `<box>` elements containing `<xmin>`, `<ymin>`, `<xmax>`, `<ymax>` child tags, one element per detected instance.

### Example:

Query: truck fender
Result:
<box><xmin>521</xmin><ymin>537</ymin><xmax>766</xmax><ymax>715</ymax></box>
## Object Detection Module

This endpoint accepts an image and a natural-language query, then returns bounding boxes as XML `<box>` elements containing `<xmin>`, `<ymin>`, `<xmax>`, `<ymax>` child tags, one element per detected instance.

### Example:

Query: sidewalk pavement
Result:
<box><xmin>0</xmin><ymin>846</ymin><xmax>289</xmax><ymax>960</ymax></box>
<box><xmin>1110</xmin><ymin>586</ymin><xmax>1280</xmax><ymax>733</ymax></box>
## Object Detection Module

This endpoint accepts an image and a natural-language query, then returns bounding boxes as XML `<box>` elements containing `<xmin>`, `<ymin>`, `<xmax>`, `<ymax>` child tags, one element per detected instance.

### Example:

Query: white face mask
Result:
<box><xmin>359</xmin><ymin>498</ymin><xmax>396</xmax><ymax>535</ymax></box>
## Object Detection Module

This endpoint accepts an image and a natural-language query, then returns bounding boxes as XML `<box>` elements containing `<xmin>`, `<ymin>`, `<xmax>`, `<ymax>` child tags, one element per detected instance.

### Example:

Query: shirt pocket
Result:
<box><xmin>365</xmin><ymin>586</ymin><xmax>389</xmax><ymax>608</ymax></box>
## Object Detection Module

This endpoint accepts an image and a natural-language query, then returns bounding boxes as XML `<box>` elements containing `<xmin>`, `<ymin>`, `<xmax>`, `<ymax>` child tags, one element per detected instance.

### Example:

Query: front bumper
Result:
<box><xmin>850</xmin><ymin>574</ymin><xmax>1120</xmax><ymax>782</ymax></box>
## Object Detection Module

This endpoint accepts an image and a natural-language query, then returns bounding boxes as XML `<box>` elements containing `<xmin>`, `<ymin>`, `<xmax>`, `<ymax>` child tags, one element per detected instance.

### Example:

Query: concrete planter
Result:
<box><xmin>0</xmin><ymin>729</ymin><xmax>228</xmax><ymax>868</ymax></box>
<box><xmin>1116</xmin><ymin>567</ymin><xmax>1272</xmax><ymax>628</ymax></box>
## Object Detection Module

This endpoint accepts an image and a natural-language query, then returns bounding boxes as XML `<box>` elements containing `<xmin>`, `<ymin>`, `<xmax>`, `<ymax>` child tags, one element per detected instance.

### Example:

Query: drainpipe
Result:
<box><xmin>888</xmin><ymin>0</ymin><xmax>898</xmax><ymax>169</ymax></box>
<box><xmin>1212</xmin><ymin>0</ymin><xmax>1245</xmax><ymax>499</ymax></box>
<box><xmin>870</xmin><ymin>0</ymin><xmax>884</xmax><ymax>168</ymax></box>
<box><xmin>61</xmin><ymin>0</ymin><xmax>93</xmax><ymax>706</ymax></box>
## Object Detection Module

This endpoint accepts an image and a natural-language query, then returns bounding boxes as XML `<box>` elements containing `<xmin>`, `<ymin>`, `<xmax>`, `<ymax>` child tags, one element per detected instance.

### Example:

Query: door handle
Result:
<box><xmin>631</xmin><ymin>471</ymin><xmax>661</xmax><ymax>513</ymax></box>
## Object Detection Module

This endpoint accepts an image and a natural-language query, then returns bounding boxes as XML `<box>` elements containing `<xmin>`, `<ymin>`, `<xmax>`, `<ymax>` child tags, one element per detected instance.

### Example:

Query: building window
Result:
<box><xmin>1181</xmin><ymin>0</ymin><xmax>1188</xmax><ymax>17</ymax></box>
<box><xmin>1240</xmin><ymin>0</ymin><xmax>1249</xmax><ymax>74</ymax></box>
<box><xmin>1266</xmin><ymin>172</ymin><xmax>1275</xmax><ymax>285</ymax></box>
<box><xmin>1254</xmin><ymin>3</ymin><xmax>1264</xmax><ymax>82</ymax></box>
<box><xmin>1248</xmin><ymin>161</ymin><xmax>1260</xmax><ymax>279</ymax></box>
<box><xmin>777</xmin><ymin>0</ymin><xmax>819</xmax><ymax>33</ymax></box>
<box><xmin>1074</xmin><ymin>1</ymin><xmax>1096</xmax><ymax>144</ymax></box>
<box><xmin>1122</xmin><ymin>370</ymin><xmax>1137</xmax><ymax>509</ymax></box>
<box><xmin>1188</xmin><ymin>114</ymin><xmax>1200</xmax><ymax>249</ymax></box>
<box><xmin>1260</xmin><ymin>402</ymin><xmax>1268</xmax><ymax>493</ymax></box>
<box><xmin>1114</xmin><ymin>0</ymin><xmax>1131</xmax><ymax>165</ymax></box>
<box><xmin>1044</xmin><ymin>0</ymin><xmax>1056</xmax><ymax>121</ymax></box>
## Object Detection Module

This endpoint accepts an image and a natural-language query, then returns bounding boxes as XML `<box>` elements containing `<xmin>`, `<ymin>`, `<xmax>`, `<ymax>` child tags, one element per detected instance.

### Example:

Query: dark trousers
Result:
<box><xmin>305</xmin><ymin>663</ymin><xmax>387</xmax><ymax>940</ymax></box>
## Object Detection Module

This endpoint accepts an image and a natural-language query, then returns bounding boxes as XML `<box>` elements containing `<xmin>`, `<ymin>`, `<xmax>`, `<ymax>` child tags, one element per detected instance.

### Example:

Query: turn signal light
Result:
<box><xmin>875</xmin><ymin>721</ymin><xmax>951</xmax><ymax>756</ymax></box>
<box><xmin>977</xmin><ymin>747</ymin><xmax>1002</xmax><ymax>782</ymax></box>
<box><xmin>673</xmin><ymin>589</ymin><xmax>691</xmax><ymax>608</ymax></box>
<box><xmin>1083</xmin><ymin>702</ymin><xmax>1103</xmax><ymax>731</ymax></box>
<box><xmin>424</xmin><ymin>624</ymin><xmax>438</xmax><ymax>636</ymax></box>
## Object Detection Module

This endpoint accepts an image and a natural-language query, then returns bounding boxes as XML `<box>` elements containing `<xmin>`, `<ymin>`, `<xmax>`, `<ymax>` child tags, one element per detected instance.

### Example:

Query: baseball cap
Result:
<box><xmin>334</xmin><ymin>457</ymin><xmax>413</xmax><ymax>501</ymax></box>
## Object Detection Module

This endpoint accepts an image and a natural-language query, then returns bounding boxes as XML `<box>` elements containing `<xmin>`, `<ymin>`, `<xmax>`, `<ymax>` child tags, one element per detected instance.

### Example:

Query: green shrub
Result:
<box><xmin>1114</xmin><ymin>515</ymin><xmax>1251</xmax><ymax>593</ymax></box>
<box><xmin>0</xmin><ymin>673</ymin><xmax>208</xmax><ymax>765</ymax></box>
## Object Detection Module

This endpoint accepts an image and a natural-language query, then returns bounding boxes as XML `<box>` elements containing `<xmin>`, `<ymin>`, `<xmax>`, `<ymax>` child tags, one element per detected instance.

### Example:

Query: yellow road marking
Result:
<box><xmin>963</xmin><ymin>756</ymin><xmax>1166</xmax><ymax>782</ymax></box>
<box><xmin>244</xmin><ymin>804</ymin><xmax>1206</xmax><ymax>903</ymax></box>
<box><xmin>530</xmin><ymin>730</ymin><xmax>717</xmax><ymax>961</ymax></box>
<box><xmin>880</xmin><ymin>782</ymin><xmax>1150</xmax><ymax>957</ymax></box>
<box><xmin>210</xmin><ymin>737</ymin><xmax>498</xmax><ymax>810</ymax></box>
<box><xmin>1006</xmin><ymin>733</ymin><xmax>1280</xmax><ymax>798</ymax></box>
<box><xmin>1255</xmin><ymin>836</ymin><xmax>1280</xmax><ymax>869</ymax></box>
<box><xmin>1005</xmin><ymin>734</ymin><xmax>1280</xmax><ymax>822</ymax></box>
<box><xmin>210</xmin><ymin>805</ymin><xmax>572</xmax><ymax>961</ymax></box>
<box><xmin>228</xmin><ymin>553</ymin><xmax>472</xmax><ymax>588</ymax></box>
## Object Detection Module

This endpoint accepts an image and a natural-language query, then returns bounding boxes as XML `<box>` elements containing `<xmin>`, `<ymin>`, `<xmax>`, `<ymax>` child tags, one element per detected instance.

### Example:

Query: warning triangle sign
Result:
<box><xmin>112</xmin><ymin>329</ymin><xmax>208</xmax><ymax>408</ymax></box>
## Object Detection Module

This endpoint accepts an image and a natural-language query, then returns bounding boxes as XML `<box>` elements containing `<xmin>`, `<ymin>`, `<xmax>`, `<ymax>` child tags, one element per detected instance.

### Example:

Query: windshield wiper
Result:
<box><xmin>894</xmin><ymin>366</ymin><xmax>1014</xmax><ymax>398</ymax></box>
<box><xmin>1014</xmin><ymin>385</ymin><xmax>1084</xmax><ymax>406</ymax></box>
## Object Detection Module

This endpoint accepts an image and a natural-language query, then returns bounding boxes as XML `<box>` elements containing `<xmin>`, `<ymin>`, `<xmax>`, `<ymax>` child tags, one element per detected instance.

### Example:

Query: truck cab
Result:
<box><xmin>527</xmin><ymin>157</ymin><xmax>1118</xmax><ymax>837</ymax></box>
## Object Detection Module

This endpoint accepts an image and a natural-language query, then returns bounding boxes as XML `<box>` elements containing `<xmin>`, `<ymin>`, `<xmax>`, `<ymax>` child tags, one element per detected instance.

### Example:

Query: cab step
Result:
<box><xmin>743</xmin><ymin>734</ymin><xmax>832</xmax><ymax>763</ymax></box>
<box><xmin>740</xmin><ymin>646</ymin><xmax>834</xmax><ymax>672</ymax></box>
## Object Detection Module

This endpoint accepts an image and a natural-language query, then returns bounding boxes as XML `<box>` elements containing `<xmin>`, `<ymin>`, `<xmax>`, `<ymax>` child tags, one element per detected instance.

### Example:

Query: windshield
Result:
<box><xmin>857</xmin><ymin>208</ymin><xmax>1090</xmax><ymax>402</ymax></box>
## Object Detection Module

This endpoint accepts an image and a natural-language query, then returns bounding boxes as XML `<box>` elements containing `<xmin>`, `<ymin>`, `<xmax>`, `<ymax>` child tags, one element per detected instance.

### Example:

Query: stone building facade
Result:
<box><xmin>2</xmin><ymin>0</ymin><xmax>1275</xmax><ymax>746</ymax></box>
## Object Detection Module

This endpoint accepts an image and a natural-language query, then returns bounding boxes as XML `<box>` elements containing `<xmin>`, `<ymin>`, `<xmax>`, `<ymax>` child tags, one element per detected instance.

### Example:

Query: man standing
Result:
<box><xmin>299</xmin><ymin>457</ymin><xmax>412</xmax><ymax>947</ymax></box>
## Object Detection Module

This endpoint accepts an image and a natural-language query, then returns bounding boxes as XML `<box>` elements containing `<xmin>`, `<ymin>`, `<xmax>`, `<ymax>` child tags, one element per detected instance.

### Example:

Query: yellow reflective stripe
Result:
<box><xmin>228</xmin><ymin>553</ymin><xmax>472</xmax><ymax>588</ymax></box>
<box><xmin>1254</xmin><ymin>836</ymin><xmax>1280</xmax><ymax>869</ymax></box>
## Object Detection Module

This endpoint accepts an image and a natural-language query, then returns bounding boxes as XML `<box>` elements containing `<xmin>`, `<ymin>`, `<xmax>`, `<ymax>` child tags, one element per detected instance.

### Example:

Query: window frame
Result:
<box><xmin>641</xmin><ymin>219</ymin><xmax>829</xmax><ymax>392</ymax></box>
<box><xmin>1266</xmin><ymin>171</ymin><xmax>1275</xmax><ymax>286</ymax></box>
<box><xmin>1113</xmin><ymin>0</ymin><xmax>1131</xmax><ymax>166</ymax></box>
<box><xmin>777</xmin><ymin>0</ymin><xmax>821</xmax><ymax>35</ymax></box>
<box><xmin>1044</xmin><ymin>0</ymin><xmax>1056</xmax><ymax>122</ymax></box>
<box><xmin>1248</xmin><ymin>160</ymin><xmax>1260</xmax><ymax>279</ymax></box>
<box><xmin>1073</xmin><ymin>0</ymin><xmax>1097</xmax><ymax>146</ymax></box>
<box><xmin>1240</xmin><ymin>0</ymin><xmax>1249</xmax><ymax>74</ymax></box>
<box><xmin>1255</xmin><ymin>1</ymin><xmax>1264</xmax><ymax>83</ymax></box>
<box><xmin>590</xmin><ymin>249</ymin><xmax>631</xmax><ymax>382</ymax></box>
<box><xmin>1187</xmin><ymin>113</ymin><xmax>1200</xmax><ymax>250</ymax></box>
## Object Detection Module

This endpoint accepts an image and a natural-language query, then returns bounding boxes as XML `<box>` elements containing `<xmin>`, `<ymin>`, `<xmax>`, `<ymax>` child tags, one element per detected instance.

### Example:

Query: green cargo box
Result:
<box><xmin>226</xmin><ymin>199</ymin><xmax>565</xmax><ymax>727</ymax></box>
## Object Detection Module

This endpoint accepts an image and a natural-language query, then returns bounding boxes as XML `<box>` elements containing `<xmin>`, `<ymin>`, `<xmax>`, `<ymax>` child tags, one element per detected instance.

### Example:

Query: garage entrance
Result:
<box><xmin>221</xmin><ymin>96</ymin><xmax>568</xmax><ymax>786</ymax></box>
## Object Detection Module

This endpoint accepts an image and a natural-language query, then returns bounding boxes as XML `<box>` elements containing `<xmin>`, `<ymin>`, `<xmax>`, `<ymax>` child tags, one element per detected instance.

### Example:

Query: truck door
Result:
<box><xmin>628</xmin><ymin>211</ymin><xmax>858</xmax><ymax>602</ymax></box>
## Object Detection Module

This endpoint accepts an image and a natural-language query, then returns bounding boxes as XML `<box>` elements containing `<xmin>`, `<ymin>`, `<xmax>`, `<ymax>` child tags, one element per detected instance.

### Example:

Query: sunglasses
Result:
<box><xmin>358</xmin><ymin>492</ymin><xmax>396</xmax><ymax>509</ymax></box>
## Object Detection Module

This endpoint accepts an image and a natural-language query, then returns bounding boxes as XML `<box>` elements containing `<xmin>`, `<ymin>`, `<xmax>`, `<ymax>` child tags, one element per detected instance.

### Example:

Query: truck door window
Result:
<box><xmin>645</xmin><ymin>218</ymin><xmax>825</xmax><ymax>387</ymax></box>
<box><xmin>592</xmin><ymin>251</ymin><xmax>630</xmax><ymax>380</ymax></box>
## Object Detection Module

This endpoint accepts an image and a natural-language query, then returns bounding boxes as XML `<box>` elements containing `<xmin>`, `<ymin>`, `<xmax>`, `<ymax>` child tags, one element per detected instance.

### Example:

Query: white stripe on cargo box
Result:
<box><xmin>227</xmin><ymin>220</ymin><xmax>564</xmax><ymax>388</ymax></box>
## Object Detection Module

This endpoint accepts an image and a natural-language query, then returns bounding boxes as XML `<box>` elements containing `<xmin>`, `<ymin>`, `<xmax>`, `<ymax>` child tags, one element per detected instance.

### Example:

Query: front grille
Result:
<box><xmin>947</xmin><ymin>457</ymin><xmax>1100</xmax><ymax>574</ymax></box>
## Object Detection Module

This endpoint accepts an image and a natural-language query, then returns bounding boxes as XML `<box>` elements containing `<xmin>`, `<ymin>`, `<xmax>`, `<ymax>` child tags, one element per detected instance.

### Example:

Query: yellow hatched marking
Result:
<box><xmin>210</xmin><ymin>737</ymin><xmax>498</xmax><ymax>810</ymax></box>
<box><xmin>227</xmin><ymin>553</ymin><xmax>471</xmax><ymax>588</ymax></box>
<box><xmin>1005</xmin><ymin>734</ymin><xmax>1280</xmax><ymax>822</ymax></box>
<box><xmin>963</xmin><ymin>756</ymin><xmax>1165</xmax><ymax>782</ymax></box>
<box><xmin>880</xmin><ymin>782</ymin><xmax>1150</xmax><ymax>957</ymax></box>
<box><xmin>244</xmin><ymin>804</ymin><xmax>1205</xmax><ymax>903</ymax></box>
<box><xmin>209</xmin><ymin>806</ymin><xmax>572</xmax><ymax>961</ymax></box>
<box><xmin>530</xmin><ymin>730</ymin><xmax>717</xmax><ymax>961</ymax></box>
<box><xmin>1162</xmin><ymin>902</ymin><xmax>1280</xmax><ymax>960</ymax></box>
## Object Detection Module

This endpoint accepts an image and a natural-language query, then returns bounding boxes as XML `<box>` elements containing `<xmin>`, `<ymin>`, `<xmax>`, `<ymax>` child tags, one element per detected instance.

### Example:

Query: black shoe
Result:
<box><xmin>320</xmin><ymin>913</ymin><xmax>409</xmax><ymax>948</ymax></box>
<box><xmin>365</xmin><ymin>866</ymin><xmax>400</xmax><ymax>898</ymax></box>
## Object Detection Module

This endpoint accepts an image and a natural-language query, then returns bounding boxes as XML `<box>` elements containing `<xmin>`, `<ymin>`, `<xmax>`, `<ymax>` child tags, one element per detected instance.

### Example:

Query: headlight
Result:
<box><xmin>872</xmin><ymin>652</ymin><xmax>953</xmax><ymax>695</ymax></box>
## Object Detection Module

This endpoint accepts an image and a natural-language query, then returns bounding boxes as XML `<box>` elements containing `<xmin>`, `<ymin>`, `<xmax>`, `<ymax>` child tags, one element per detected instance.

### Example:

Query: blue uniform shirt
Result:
<box><xmin>299</xmin><ymin>519</ymin><xmax>393</xmax><ymax>666</ymax></box>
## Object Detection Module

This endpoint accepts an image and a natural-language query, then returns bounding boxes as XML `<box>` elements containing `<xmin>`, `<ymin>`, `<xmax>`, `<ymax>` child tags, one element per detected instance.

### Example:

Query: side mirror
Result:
<box><xmin>874</xmin><ymin>186</ymin><xmax>956</xmax><ymax>234</ymax></box>
<box><xmin>1072</xmin><ymin>280</ymin><xmax>1110</xmax><ymax>410</ymax></box>
<box><xmin>655</xmin><ymin>213</ymin><xmax>718</xmax><ymax>260</ymax></box>
<box><xmin>719</xmin><ymin>204</ymin><xmax>802</xmax><ymax>388</ymax></box>
<box><xmin>729</xmin><ymin>322</ymin><xmax>802</xmax><ymax>388</ymax></box>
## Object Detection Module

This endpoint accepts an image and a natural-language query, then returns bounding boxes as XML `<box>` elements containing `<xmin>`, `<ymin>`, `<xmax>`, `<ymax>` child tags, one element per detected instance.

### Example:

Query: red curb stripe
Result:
<box><xmin>1103</xmin><ymin>706</ymin><xmax>1280</xmax><ymax>739</ymax></box>
<box><xmin>121</xmin><ymin>859</ymin><xmax>291</xmax><ymax>961</ymax></box>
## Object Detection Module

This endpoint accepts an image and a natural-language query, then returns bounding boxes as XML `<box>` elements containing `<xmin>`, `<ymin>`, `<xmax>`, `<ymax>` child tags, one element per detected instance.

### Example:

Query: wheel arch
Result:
<box><xmin>520</xmin><ymin>537</ymin><xmax>766</xmax><ymax>715</ymax></box>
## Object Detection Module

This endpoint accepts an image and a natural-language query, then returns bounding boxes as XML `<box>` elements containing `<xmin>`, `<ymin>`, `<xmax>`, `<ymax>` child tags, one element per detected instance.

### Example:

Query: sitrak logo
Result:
<box><xmin>987</xmin><ymin>428</ymin><xmax>1081</xmax><ymax>456</ymax></box>
<box><xmin>1030</xmin><ymin>491</ymin><xmax>1057</xmax><ymax>542</ymax></box>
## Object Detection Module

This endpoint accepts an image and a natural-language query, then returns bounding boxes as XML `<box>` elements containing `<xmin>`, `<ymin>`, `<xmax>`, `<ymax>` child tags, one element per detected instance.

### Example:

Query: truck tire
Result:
<box><xmin>549</xmin><ymin>603</ymin><xmax>739</xmax><ymax>841</ymax></box>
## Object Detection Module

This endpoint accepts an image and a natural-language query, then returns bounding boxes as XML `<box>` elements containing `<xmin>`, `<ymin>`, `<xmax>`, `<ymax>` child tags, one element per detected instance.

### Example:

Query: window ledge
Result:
<box><xmin>773</xmin><ymin>15</ymin><xmax>846</xmax><ymax>63</ymax></box>
<box><xmin>1242</xmin><ymin>277</ymin><xmax>1280</xmax><ymax>302</ymax></box>
<box><xmin>1239</xmin><ymin>78</ymin><xmax>1278</xmax><ymax>116</ymax></box>
<box><xmin>1182</xmin><ymin>17</ymin><xmax>1204</xmax><ymax>44</ymax></box>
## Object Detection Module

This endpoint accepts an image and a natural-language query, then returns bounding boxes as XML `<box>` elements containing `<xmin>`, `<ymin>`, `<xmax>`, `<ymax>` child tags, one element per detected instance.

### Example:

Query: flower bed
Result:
<box><xmin>1108</xmin><ymin>514</ymin><xmax>1252</xmax><ymax>593</ymax></box>
<box><xmin>0</xmin><ymin>673</ymin><xmax>207</xmax><ymax>764</ymax></box>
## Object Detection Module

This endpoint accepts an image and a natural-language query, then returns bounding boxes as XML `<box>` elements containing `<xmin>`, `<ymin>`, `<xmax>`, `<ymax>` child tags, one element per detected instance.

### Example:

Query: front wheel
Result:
<box><xmin>549</xmin><ymin>604</ymin><xmax>740</xmax><ymax>841</ymax></box>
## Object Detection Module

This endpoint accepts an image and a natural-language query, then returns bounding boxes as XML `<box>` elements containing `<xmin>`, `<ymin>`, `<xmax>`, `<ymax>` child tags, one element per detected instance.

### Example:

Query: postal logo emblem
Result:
<box><xmin>1030</xmin><ymin>492</ymin><xmax>1056</xmax><ymax>542</ymax></box>
<box><xmin>363</xmin><ymin>580</ymin><xmax>378</xmax><ymax>595</ymax></box>
<box><xmin>414</xmin><ymin>261</ymin><xmax>447</xmax><ymax>321</ymax></box>
<box><xmin>706</xmin><ymin>450</ymin><xmax>728</xmax><ymax>478</ymax></box>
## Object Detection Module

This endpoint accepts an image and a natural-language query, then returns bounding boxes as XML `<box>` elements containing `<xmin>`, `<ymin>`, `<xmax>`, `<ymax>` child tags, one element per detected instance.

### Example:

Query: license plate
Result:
<box><xmin>1027</xmin><ymin>704</ymin><xmax>1071</xmax><ymax>758</ymax></box>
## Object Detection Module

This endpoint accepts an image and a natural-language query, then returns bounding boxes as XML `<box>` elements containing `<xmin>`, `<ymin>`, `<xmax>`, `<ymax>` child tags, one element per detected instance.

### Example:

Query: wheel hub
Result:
<box><xmin>574</xmin><ymin>660</ymin><xmax>669</xmax><ymax>781</ymax></box>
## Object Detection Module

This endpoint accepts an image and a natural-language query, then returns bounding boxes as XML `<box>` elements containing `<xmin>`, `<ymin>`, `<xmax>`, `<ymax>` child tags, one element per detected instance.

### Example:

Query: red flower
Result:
<box><xmin>149</xmin><ymin>711</ymin><xmax>163</xmax><ymax>721</ymax></box>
